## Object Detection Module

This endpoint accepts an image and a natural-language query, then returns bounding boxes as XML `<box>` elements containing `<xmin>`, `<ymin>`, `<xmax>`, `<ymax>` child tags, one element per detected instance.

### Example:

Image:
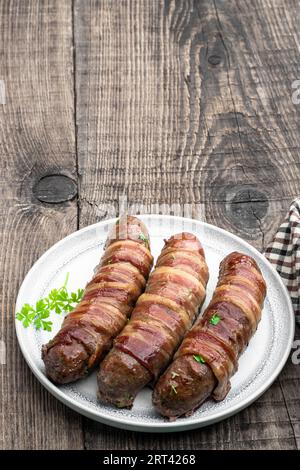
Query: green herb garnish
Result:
<box><xmin>193</xmin><ymin>354</ymin><xmax>206</xmax><ymax>364</ymax></box>
<box><xmin>138</xmin><ymin>232</ymin><xmax>149</xmax><ymax>246</ymax></box>
<box><xmin>16</xmin><ymin>273</ymin><xmax>84</xmax><ymax>332</ymax></box>
<box><xmin>170</xmin><ymin>384</ymin><xmax>178</xmax><ymax>395</ymax></box>
<box><xmin>210</xmin><ymin>313</ymin><xmax>221</xmax><ymax>326</ymax></box>
<box><xmin>171</xmin><ymin>371</ymin><xmax>180</xmax><ymax>379</ymax></box>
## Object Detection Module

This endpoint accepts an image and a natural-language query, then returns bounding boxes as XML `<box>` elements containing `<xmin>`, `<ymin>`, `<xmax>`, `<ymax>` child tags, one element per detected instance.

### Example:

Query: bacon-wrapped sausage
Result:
<box><xmin>42</xmin><ymin>216</ymin><xmax>153</xmax><ymax>384</ymax></box>
<box><xmin>153</xmin><ymin>252</ymin><xmax>266</xmax><ymax>419</ymax></box>
<box><xmin>97</xmin><ymin>233</ymin><xmax>209</xmax><ymax>408</ymax></box>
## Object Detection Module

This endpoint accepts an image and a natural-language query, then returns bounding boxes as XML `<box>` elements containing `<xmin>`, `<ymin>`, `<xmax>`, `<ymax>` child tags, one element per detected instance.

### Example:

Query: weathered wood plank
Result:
<box><xmin>278</xmin><ymin>326</ymin><xmax>300</xmax><ymax>450</ymax></box>
<box><xmin>196</xmin><ymin>0</ymin><xmax>300</xmax><ymax>252</ymax></box>
<box><xmin>0</xmin><ymin>0</ymin><xmax>83</xmax><ymax>450</ymax></box>
<box><xmin>75</xmin><ymin>0</ymin><xmax>300</xmax><ymax>450</ymax></box>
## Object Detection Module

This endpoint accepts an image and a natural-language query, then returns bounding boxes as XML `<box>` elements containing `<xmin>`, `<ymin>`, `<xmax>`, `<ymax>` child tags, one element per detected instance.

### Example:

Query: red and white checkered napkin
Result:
<box><xmin>265</xmin><ymin>199</ymin><xmax>300</xmax><ymax>325</ymax></box>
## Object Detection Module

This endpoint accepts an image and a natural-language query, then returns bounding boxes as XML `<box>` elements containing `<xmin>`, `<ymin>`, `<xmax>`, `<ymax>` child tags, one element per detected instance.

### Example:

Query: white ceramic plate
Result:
<box><xmin>15</xmin><ymin>215</ymin><xmax>295</xmax><ymax>432</ymax></box>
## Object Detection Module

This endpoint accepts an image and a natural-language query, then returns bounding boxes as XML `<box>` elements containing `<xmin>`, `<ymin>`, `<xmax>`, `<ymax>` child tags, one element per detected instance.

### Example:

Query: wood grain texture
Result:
<box><xmin>0</xmin><ymin>0</ymin><xmax>83</xmax><ymax>449</ymax></box>
<box><xmin>75</xmin><ymin>0</ymin><xmax>300</xmax><ymax>252</ymax></box>
<box><xmin>1</xmin><ymin>0</ymin><xmax>300</xmax><ymax>450</ymax></box>
<box><xmin>74</xmin><ymin>0</ymin><xmax>300</xmax><ymax>450</ymax></box>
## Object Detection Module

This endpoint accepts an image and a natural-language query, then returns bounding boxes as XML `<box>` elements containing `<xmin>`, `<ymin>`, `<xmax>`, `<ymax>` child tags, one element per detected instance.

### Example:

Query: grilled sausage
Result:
<box><xmin>153</xmin><ymin>252</ymin><xmax>266</xmax><ymax>419</ymax></box>
<box><xmin>42</xmin><ymin>215</ymin><xmax>153</xmax><ymax>384</ymax></box>
<box><xmin>97</xmin><ymin>232</ymin><xmax>209</xmax><ymax>408</ymax></box>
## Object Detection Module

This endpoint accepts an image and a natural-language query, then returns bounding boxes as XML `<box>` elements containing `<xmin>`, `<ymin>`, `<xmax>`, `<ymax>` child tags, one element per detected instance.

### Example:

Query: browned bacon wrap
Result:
<box><xmin>153</xmin><ymin>252</ymin><xmax>266</xmax><ymax>419</ymax></box>
<box><xmin>97</xmin><ymin>232</ymin><xmax>209</xmax><ymax>408</ymax></box>
<box><xmin>42</xmin><ymin>216</ymin><xmax>153</xmax><ymax>384</ymax></box>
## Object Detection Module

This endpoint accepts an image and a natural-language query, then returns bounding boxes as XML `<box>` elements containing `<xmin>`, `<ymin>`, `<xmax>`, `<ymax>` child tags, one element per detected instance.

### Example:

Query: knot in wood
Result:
<box><xmin>208</xmin><ymin>54</ymin><xmax>222</xmax><ymax>66</ymax></box>
<box><xmin>34</xmin><ymin>175</ymin><xmax>77</xmax><ymax>204</ymax></box>
<box><xmin>228</xmin><ymin>188</ymin><xmax>268</xmax><ymax>229</ymax></box>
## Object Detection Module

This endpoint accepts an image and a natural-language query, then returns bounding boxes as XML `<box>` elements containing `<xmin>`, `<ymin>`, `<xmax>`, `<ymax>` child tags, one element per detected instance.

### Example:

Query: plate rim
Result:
<box><xmin>15</xmin><ymin>214</ymin><xmax>295</xmax><ymax>432</ymax></box>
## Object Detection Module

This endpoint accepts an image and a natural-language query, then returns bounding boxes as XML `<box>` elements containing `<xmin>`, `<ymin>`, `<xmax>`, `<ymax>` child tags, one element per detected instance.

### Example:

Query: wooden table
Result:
<box><xmin>0</xmin><ymin>0</ymin><xmax>300</xmax><ymax>450</ymax></box>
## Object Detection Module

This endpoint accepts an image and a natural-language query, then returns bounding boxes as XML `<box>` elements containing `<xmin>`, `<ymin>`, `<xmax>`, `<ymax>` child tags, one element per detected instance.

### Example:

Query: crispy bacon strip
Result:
<box><xmin>97</xmin><ymin>232</ymin><xmax>209</xmax><ymax>408</ymax></box>
<box><xmin>176</xmin><ymin>252</ymin><xmax>266</xmax><ymax>400</ymax></box>
<box><xmin>153</xmin><ymin>252</ymin><xmax>267</xmax><ymax>419</ymax></box>
<box><xmin>42</xmin><ymin>215</ymin><xmax>153</xmax><ymax>384</ymax></box>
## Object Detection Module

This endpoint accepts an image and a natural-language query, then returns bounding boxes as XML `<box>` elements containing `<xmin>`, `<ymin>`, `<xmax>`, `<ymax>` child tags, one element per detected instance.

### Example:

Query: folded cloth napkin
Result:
<box><xmin>265</xmin><ymin>199</ymin><xmax>300</xmax><ymax>325</ymax></box>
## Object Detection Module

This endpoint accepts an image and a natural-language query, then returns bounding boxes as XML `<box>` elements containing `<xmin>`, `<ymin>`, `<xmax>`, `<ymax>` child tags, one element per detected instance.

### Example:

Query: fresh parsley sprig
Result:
<box><xmin>138</xmin><ymin>232</ymin><xmax>149</xmax><ymax>248</ymax></box>
<box><xmin>210</xmin><ymin>312</ymin><xmax>221</xmax><ymax>325</ymax></box>
<box><xmin>193</xmin><ymin>354</ymin><xmax>206</xmax><ymax>364</ymax></box>
<box><xmin>16</xmin><ymin>273</ymin><xmax>84</xmax><ymax>332</ymax></box>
